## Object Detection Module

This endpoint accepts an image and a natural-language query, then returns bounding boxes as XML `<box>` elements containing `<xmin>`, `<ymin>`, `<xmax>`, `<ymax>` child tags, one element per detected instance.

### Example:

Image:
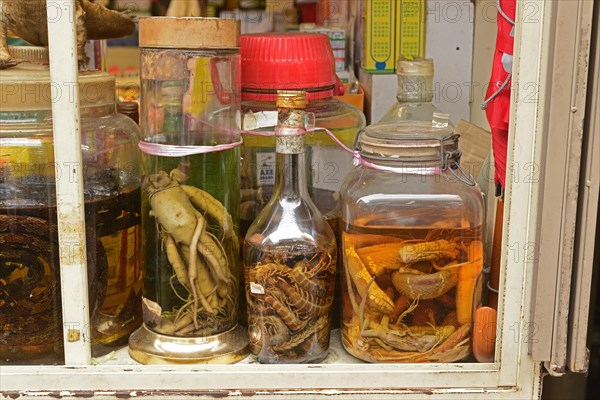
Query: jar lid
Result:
<box><xmin>358</xmin><ymin>122</ymin><xmax>459</xmax><ymax>165</ymax></box>
<box><xmin>8</xmin><ymin>46</ymin><xmax>49</xmax><ymax>65</ymax></box>
<box><xmin>240</xmin><ymin>33</ymin><xmax>336</xmax><ymax>101</ymax></box>
<box><xmin>0</xmin><ymin>64</ymin><xmax>115</xmax><ymax>111</ymax></box>
<box><xmin>139</xmin><ymin>17</ymin><xmax>240</xmax><ymax>49</ymax></box>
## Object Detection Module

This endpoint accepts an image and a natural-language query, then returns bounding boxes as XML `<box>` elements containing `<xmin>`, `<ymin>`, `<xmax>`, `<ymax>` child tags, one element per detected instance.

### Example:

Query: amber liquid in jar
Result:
<box><xmin>0</xmin><ymin>185</ymin><xmax>141</xmax><ymax>361</ymax></box>
<box><xmin>341</xmin><ymin>218</ymin><xmax>483</xmax><ymax>363</ymax></box>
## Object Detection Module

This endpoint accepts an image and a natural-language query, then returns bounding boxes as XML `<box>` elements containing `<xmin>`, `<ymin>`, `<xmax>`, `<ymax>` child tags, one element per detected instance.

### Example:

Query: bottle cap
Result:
<box><xmin>276</xmin><ymin>90</ymin><xmax>307</xmax><ymax>109</ymax></box>
<box><xmin>0</xmin><ymin>65</ymin><xmax>115</xmax><ymax>111</ymax></box>
<box><xmin>241</xmin><ymin>33</ymin><xmax>336</xmax><ymax>101</ymax></box>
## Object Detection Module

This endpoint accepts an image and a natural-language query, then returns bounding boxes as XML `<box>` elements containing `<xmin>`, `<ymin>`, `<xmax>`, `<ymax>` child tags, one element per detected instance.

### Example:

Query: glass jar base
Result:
<box><xmin>128</xmin><ymin>324</ymin><xmax>249</xmax><ymax>365</ymax></box>
<box><xmin>255</xmin><ymin>351</ymin><xmax>328</xmax><ymax>364</ymax></box>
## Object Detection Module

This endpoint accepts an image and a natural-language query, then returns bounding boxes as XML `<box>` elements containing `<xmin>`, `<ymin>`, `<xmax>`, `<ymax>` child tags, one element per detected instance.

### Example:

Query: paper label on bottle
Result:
<box><xmin>276</xmin><ymin>135</ymin><xmax>305</xmax><ymax>154</ymax></box>
<box><xmin>242</xmin><ymin>111</ymin><xmax>278</xmax><ymax>130</ymax></box>
<box><xmin>250</xmin><ymin>282</ymin><xmax>265</xmax><ymax>295</ymax></box>
<box><xmin>142</xmin><ymin>297</ymin><xmax>162</xmax><ymax>326</ymax></box>
<box><xmin>256</xmin><ymin>152</ymin><xmax>276</xmax><ymax>186</ymax></box>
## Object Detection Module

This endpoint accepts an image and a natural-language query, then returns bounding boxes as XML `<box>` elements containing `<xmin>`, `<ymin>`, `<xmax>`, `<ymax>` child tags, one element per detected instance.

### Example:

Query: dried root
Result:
<box><xmin>145</xmin><ymin>167</ymin><xmax>238</xmax><ymax>336</ymax></box>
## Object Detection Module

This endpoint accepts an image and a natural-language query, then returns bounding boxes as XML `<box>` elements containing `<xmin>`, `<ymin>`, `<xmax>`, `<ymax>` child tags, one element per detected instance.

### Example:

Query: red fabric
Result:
<box><xmin>496</xmin><ymin>0</ymin><xmax>516</xmax><ymax>55</ymax></box>
<box><xmin>485</xmin><ymin>0</ymin><xmax>516</xmax><ymax>188</ymax></box>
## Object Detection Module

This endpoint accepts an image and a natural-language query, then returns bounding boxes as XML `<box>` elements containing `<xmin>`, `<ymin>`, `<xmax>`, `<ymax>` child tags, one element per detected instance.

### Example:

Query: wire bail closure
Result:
<box><xmin>440</xmin><ymin>135</ymin><xmax>476</xmax><ymax>186</ymax></box>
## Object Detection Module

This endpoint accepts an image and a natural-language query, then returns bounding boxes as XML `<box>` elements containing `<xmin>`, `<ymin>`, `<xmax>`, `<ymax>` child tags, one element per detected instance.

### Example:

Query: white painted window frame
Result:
<box><xmin>1</xmin><ymin>0</ymin><xmax>576</xmax><ymax>398</ymax></box>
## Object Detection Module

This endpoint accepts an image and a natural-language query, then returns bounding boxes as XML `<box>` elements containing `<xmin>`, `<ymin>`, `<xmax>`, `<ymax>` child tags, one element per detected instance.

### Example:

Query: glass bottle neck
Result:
<box><xmin>396</xmin><ymin>97</ymin><xmax>433</xmax><ymax>105</ymax></box>
<box><xmin>273</xmin><ymin>135</ymin><xmax>310</xmax><ymax>199</ymax></box>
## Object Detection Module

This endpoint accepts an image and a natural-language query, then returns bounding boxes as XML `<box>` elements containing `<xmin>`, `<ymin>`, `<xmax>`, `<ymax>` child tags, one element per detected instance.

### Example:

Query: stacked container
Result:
<box><xmin>239</xmin><ymin>33</ymin><xmax>366</xmax><ymax>236</ymax></box>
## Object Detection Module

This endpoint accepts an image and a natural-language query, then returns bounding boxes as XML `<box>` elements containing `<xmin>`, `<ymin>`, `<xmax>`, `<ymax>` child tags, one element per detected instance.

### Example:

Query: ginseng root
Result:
<box><xmin>145</xmin><ymin>168</ymin><xmax>237</xmax><ymax>336</ymax></box>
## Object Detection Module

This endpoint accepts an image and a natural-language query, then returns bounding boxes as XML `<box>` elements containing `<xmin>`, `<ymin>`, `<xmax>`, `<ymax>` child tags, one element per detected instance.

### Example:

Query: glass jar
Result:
<box><xmin>0</xmin><ymin>62</ymin><xmax>142</xmax><ymax>363</ymax></box>
<box><xmin>244</xmin><ymin>91</ymin><xmax>337</xmax><ymax>364</ymax></box>
<box><xmin>378</xmin><ymin>57</ymin><xmax>451</xmax><ymax>127</ymax></box>
<box><xmin>239</xmin><ymin>33</ymin><xmax>366</xmax><ymax>237</ymax></box>
<box><xmin>340</xmin><ymin>123</ymin><xmax>485</xmax><ymax>363</ymax></box>
<box><xmin>130</xmin><ymin>17</ymin><xmax>248</xmax><ymax>364</ymax></box>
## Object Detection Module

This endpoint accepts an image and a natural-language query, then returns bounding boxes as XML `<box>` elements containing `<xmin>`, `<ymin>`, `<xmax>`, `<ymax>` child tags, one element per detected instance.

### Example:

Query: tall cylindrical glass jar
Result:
<box><xmin>0</xmin><ymin>61</ymin><xmax>142</xmax><ymax>363</ymax></box>
<box><xmin>340</xmin><ymin>123</ymin><xmax>485</xmax><ymax>363</ymax></box>
<box><xmin>130</xmin><ymin>17</ymin><xmax>248</xmax><ymax>364</ymax></box>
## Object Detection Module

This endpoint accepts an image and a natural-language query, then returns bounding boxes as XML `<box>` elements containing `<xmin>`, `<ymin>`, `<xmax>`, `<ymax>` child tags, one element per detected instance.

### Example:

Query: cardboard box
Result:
<box><xmin>300</xmin><ymin>25</ymin><xmax>347</xmax><ymax>72</ymax></box>
<box><xmin>220</xmin><ymin>9</ymin><xmax>274</xmax><ymax>34</ymax></box>
<box><xmin>396</xmin><ymin>0</ymin><xmax>426</xmax><ymax>61</ymax></box>
<box><xmin>361</xmin><ymin>0</ymin><xmax>425</xmax><ymax>73</ymax></box>
<box><xmin>358</xmin><ymin>68</ymin><xmax>397</xmax><ymax>123</ymax></box>
<box><xmin>454</xmin><ymin>119</ymin><xmax>492</xmax><ymax>179</ymax></box>
<box><xmin>334</xmin><ymin>84</ymin><xmax>365</xmax><ymax>112</ymax></box>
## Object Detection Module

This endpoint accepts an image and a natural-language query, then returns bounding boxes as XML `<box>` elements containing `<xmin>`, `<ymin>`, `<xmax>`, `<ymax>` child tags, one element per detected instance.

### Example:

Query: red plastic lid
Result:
<box><xmin>241</xmin><ymin>33</ymin><xmax>338</xmax><ymax>101</ymax></box>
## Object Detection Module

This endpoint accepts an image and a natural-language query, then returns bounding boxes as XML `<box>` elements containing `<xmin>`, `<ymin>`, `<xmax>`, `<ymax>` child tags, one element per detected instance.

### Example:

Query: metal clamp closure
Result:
<box><xmin>440</xmin><ymin>134</ymin><xmax>476</xmax><ymax>186</ymax></box>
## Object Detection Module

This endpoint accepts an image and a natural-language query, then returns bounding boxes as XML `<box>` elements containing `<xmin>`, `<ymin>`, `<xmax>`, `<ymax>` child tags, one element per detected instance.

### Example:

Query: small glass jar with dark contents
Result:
<box><xmin>0</xmin><ymin>59</ymin><xmax>142</xmax><ymax>363</ymax></box>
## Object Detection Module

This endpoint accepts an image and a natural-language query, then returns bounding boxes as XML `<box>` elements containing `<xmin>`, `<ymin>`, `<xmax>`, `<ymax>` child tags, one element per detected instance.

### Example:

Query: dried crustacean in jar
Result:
<box><xmin>246</xmin><ymin>248</ymin><xmax>336</xmax><ymax>363</ymax></box>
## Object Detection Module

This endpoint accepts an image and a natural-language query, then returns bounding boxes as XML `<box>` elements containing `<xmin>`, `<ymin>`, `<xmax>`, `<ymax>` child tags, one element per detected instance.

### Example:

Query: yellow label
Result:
<box><xmin>363</xmin><ymin>0</ymin><xmax>396</xmax><ymax>72</ymax></box>
<box><xmin>0</xmin><ymin>138</ymin><xmax>55</xmax><ymax>178</ymax></box>
<box><xmin>188</xmin><ymin>58</ymin><xmax>213</xmax><ymax>117</ymax></box>
<box><xmin>362</xmin><ymin>0</ymin><xmax>425</xmax><ymax>73</ymax></box>
<box><xmin>100</xmin><ymin>223</ymin><xmax>142</xmax><ymax>314</ymax></box>
<box><xmin>396</xmin><ymin>0</ymin><xmax>426</xmax><ymax>59</ymax></box>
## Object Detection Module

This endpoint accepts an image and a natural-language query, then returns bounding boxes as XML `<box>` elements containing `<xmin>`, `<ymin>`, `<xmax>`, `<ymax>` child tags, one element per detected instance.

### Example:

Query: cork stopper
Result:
<box><xmin>276</xmin><ymin>90</ymin><xmax>306</xmax><ymax>109</ymax></box>
<box><xmin>138</xmin><ymin>17</ymin><xmax>240</xmax><ymax>49</ymax></box>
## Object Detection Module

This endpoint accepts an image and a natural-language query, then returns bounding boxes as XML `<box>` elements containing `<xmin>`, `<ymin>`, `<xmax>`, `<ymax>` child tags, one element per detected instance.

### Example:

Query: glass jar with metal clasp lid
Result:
<box><xmin>239</xmin><ymin>32</ymin><xmax>366</xmax><ymax>238</ymax></box>
<box><xmin>339</xmin><ymin>121</ymin><xmax>484</xmax><ymax>363</ymax></box>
